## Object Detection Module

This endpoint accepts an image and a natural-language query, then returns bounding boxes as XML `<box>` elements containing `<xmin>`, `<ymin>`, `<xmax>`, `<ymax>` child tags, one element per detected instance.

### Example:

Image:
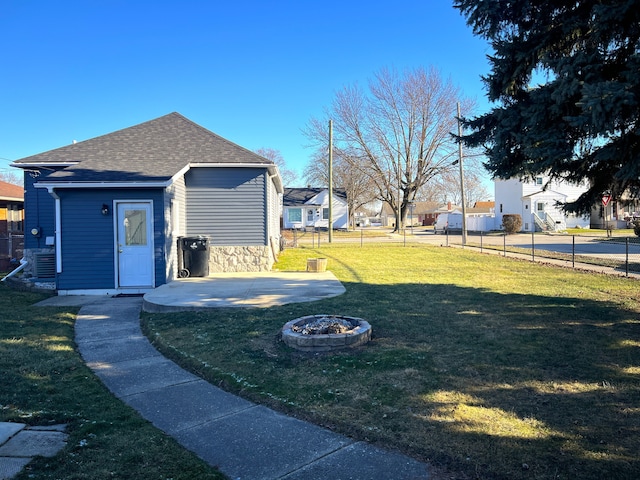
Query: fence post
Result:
<box><xmin>404</xmin><ymin>228</ymin><xmax>406</xmax><ymax>247</ymax></box>
<box><xmin>532</xmin><ymin>231</ymin><xmax>535</xmax><ymax>262</ymax></box>
<box><xmin>503</xmin><ymin>233</ymin><xmax>506</xmax><ymax>257</ymax></box>
<box><xmin>572</xmin><ymin>235</ymin><xmax>575</xmax><ymax>269</ymax></box>
<box><xmin>361</xmin><ymin>229</ymin><xmax>363</xmax><ymax>248</ymax></box>
<box><xmin>480</xmin><ymin>231</ymin><xmax>483</xmax><ymax>253</ymax></box>
<box><xmin>626</xmin><ymin>237</ymin><xmax>629</xmax><ymax>276</ymax></box>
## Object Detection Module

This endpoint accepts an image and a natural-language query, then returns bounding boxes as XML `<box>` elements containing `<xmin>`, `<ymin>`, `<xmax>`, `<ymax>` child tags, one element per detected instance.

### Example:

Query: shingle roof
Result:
<box><xmin>12</xmin><ymin>113</ymin><xmax>273</xmax><ymax>183</ymax></box>
<box><xmin>282</xmin><ymin>187</ymin><xmax>347</xmax><ymax>206</ymax></box>
<box><xmin>473</xmin><ymin>201</ymin><xmax>495</xmax><ymax>209</ymax></box>
<box><xmin>0</xmin><ymin>180</ymin><xmax>23</xmax><ymax>201</ymax></box>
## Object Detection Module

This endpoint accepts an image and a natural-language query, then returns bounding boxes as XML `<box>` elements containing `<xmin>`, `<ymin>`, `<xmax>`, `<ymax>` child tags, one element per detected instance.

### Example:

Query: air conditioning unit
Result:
<box><xmin>34</xmin><ymin>254</ymin><xmax>55</xmax><ymax>278</ymax></box>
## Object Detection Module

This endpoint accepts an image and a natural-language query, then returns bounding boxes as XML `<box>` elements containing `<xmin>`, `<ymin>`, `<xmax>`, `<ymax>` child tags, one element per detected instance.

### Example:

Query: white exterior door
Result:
<box><xmin>116</xmin><ymin>202</ymin><xmax>154</xmax><ymax>288</ymax></box>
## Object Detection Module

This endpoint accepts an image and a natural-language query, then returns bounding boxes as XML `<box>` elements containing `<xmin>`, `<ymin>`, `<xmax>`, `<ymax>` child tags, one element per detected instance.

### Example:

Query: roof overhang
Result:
<box><xmin>35</xmin><ymin>181</ymin><xmax>171</xmax><ymax>190</ymax></box>
<box><xmin>10</xmin><ymin>162</ymin><xmax>80</xmax><ymax>169</ymax></box>
<box><xmin>284</xmin><ymin>202</ymin><xmax>322</xmax><ymax>207</ymax></box>
<box><xmin>28</xmin><ymin>162</ymin><xmax>282</xmax><ymax>193</ymax></box>
<box><xmin>522</xmin><ymin>189</ymin><xmax>566</xmax><ymax>199</ymax></box>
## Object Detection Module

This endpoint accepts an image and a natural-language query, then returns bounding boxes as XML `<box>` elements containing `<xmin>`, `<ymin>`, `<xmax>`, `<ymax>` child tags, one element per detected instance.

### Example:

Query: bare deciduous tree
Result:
<box><xmin>0</xmin><ymin>170</ymin><xmax>22</xmax><ymax>186</ymax></box>
<box><xmin>304</xmin><ymin>150</ymin><xmax>378</xmax><ymax>227</ymax></box>
<box><xmin>417</xmin><ymin>170</ymin><xmax>492</xmax><ymax>206</ymax></box>
<box><xmin>305</xmin><ymin>66</ymin><xmax>475</xmax><ymax>231</ymax></box>
<box><xmin>254</xmin><ymin>147</ymin><xmax>298</xmax><ymax>187</ymax></box>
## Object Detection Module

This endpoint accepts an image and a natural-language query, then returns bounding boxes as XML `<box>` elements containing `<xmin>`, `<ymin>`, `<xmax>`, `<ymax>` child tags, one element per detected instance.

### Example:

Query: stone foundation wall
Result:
<box><xmin>208</xmin><ymin>245</ymin><xmax>274</xmax><ymax>273</ymax></box>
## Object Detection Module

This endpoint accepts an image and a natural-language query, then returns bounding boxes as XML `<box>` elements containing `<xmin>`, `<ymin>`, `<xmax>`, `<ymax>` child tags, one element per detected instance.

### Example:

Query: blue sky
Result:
<box><xmin>0</xmin><ymin>1</ymin><xmax>492</xmax><ymax>184</ymax></box>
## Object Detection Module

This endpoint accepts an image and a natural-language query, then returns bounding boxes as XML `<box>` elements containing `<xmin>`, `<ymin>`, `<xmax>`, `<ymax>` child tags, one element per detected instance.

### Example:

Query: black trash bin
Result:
<box><xmin>178</xmin><ymin>236</ymin><xmax>209</xmax><ymax>277</ymax></box>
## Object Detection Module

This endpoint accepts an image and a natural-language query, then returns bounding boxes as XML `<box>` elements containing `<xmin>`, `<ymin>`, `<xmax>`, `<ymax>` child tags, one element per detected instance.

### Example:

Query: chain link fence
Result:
<box><xmin>446</xmin><ymin>231</ymin><xmax>640</xmax><ymax>276</ymax></box>
<box><xmin>0</xmin><ymin>233</ymin><xmax>24</xmax><ymax>272</ymax></box>
<box><xmin>281</xmin><ymin>227</ymin><xmax>640</xmax><ymax>277</ymax></box>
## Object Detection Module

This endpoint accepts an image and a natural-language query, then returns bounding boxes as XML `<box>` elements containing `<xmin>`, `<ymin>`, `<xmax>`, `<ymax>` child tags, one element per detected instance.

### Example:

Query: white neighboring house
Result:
<box><xmin>282</xmin><ymin>187</ymin><xmax>349</xmax><ymax>230</ymax></box>
<box><xmin>495</xmin><ymin>175</ymin><xmax>590</xmax><ymax>232</ymax></box>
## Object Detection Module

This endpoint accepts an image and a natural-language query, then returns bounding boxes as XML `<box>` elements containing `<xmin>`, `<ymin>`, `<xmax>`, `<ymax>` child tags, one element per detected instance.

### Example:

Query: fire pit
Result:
<box><xmin>282</xmin><ymin>315</ymin><xmax>372</xmax><ymax>352</ymax></box>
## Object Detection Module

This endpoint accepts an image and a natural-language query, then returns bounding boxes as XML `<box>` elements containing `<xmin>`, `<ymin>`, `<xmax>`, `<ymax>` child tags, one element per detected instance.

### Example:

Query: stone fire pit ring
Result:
<box><xmin>282</xmin><ymin>314</ymin><xmax>372</xmax><ymax>352</ymax></box>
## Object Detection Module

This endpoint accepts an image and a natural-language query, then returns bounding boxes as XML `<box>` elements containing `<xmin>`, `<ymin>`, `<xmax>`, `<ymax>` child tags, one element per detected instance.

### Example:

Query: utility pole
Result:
<box><xmin>457</xmin><ymin>102</ymin><xmax>467</xmax><ymax>245</ymax></box>
<box><xmin>328</xmin><ymin>120</ymin><xmax>333</xmax><ymax>243</ymax></box>
<box><xmin>397</xmin><ymin>157</ymin><xmax>402</xmax><ymax>233</ymax></box>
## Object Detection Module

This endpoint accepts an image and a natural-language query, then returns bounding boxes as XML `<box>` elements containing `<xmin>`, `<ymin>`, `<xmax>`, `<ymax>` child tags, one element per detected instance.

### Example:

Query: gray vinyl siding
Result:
<box><xmin>164</xmin><ymin>176</ymin><xmax>186</xmax><ymax>280</ymax></box>
<box><xmin>55</xmin><ymin>188</ymin><xmax>166</xmax><ymax>290</ymax></box>
<box><xmin>185</xmin><ymin>167</ymin><xmax>267</xmax><ymax>245</ymax></box>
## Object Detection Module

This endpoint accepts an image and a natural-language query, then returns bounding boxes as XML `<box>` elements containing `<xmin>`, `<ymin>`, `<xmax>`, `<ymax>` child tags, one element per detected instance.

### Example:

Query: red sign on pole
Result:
<box><xmin>602</xmin><ymin>195</ymin><xmax>612</xmax><ymax>206</ymax></box>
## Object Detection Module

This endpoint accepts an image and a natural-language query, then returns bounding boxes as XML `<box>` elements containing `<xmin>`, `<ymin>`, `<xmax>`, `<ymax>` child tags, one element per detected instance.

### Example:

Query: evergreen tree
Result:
<box><xmin>454</xmin><ymin>0</ymin><xmax>640</xmax><ymax>213</ymax></box>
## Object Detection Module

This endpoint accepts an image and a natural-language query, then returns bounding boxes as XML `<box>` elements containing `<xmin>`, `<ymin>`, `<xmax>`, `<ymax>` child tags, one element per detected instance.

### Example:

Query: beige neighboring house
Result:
<box><xmin>590</xmin><ymin>192</ymin><xmax>640</xmax><ymax>230</ymax></box>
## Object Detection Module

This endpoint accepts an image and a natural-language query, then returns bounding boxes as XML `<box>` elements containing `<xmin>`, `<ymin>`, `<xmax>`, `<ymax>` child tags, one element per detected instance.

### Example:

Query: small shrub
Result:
<box><xmin>502</xmin><ymin>214</ymin><xmax>523</xmax><ymax>234</ymax></box>
<box><xmin>633</xmin><ymin>219</ymin><xmax>640</xmax><ymax>237</ymax></box>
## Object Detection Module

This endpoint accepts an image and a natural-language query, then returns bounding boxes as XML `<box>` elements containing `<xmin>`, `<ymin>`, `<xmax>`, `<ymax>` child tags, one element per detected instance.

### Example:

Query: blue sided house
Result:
<box><xmin>11</xmin><ymin>113</ymin><xmax>283</xmax><ymax>295</ymax></box>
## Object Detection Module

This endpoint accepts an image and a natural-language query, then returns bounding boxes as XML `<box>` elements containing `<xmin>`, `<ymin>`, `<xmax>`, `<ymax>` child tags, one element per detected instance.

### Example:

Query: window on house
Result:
<box><xmin>536</xmin><ymin>177</ymin><xmax>544</xmax><ymax>185</ymax></box>
<box><xmin>6</xmin><ymin>205</ymin><xmax>23</xmax><ymax>233</ymax></box>
<box><xmin>288</xmin><ymin>208</ymin><xmax>301</xmax><ymax>222</ymax></box>
<box><xmin>500</xmin><ymin>204</ymin><xmax>503</xmax><ymax>213</ymax></box>
<box><xmin>322</xmin><ymin>208</ymin><xmax>329</xmax><ymax>220</ymax></box>
<box><xmin>537</xmin><ymin>202</ymin><xmax>545</xmax><ymax>212</ymax></box>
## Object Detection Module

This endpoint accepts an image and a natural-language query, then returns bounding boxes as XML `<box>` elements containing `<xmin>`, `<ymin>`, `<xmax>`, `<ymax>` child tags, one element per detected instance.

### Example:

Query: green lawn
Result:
<box><xmin>0</xmin><ymin>286</ymin><xmax>224</xmax><ymax>480</ymax></box>
<box><xmin>144</xmin><ymin>244</ymin><xmax>640</xmax><ymax>480</ymax></box>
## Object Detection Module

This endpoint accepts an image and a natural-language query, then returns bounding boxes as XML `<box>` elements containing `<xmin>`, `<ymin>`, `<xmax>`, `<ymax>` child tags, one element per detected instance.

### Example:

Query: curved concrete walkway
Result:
<box><xmin>70</xmin><ymin>296</ymin><xmax>431</xmax><ymax>479</ymax></box>
<box><xmin>31</xmin><ymin>273</ymin><xmax>432</xmax><ymax>479</ymax></box>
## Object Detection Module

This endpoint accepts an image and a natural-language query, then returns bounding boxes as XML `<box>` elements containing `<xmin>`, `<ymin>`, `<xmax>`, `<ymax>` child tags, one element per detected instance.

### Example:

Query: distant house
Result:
<box><xmin>11</xmin><ymin>113</ymin><xmax>283</xmax><ymax>295</ymax></box>
<box><xmin>472</xmin><ymin>201</ymin><xmax>495</xmax><ymax>212</ymax></box>
<box><xmin>0</xmin><ymin>181</ymin><xmax>24</xmax><ymax>270</ymax></box>
<box><xmin>282</xmin><ymin>187</ymin><xmax>348</xmax><ymax>230</ymax></box>
<box><xmin>380</xmin><ymin>201</ymin><xmax>460</xmax><ymax>227</ymax></box>
<box><xmin>590</xmin><ymin>192</ymin><xmax>640</xmax><ymax>230</ymax></box>
<box><xmin>495</xmin><ymin>176</ymin><xmax>589</xmax><ymax>232</ymax></box>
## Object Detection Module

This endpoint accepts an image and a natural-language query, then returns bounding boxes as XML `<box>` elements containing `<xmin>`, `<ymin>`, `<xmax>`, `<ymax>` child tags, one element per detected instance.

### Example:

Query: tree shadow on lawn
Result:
<box><xmin>143</xmin><ymin>276</ymin><xmax>640</xmax><ymax>480</ymax></box>
<box><xmin>311</xmin><ymin>280</ymin><xmax>640</xmax><ymax>479</ymax></box>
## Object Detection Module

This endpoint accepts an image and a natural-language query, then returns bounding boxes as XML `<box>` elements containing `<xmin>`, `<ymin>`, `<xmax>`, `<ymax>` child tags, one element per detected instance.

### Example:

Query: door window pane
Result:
<box><xmin>124</xmin><ymin>209</ymin><xmax>147</xmax><ymax>245</ymax></box>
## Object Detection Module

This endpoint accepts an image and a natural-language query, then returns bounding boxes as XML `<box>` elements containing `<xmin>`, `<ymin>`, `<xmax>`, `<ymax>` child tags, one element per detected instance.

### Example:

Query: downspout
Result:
<box><xmin>267</xmin><ymin>171</ymin><xmax>283</xmax><ymax>261</ymax></box>
<box><xmin>46</xmin><ymin>187</ymin><xmax>62</xmax><ymax>274</ymax></box>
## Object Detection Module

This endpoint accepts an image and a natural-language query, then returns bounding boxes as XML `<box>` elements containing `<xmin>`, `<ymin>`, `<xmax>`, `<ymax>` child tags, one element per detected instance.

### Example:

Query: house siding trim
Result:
<box><xmin>36</xmin><ymin>181</ymin><xmax>171</xmax><ymax>189</ymax></box>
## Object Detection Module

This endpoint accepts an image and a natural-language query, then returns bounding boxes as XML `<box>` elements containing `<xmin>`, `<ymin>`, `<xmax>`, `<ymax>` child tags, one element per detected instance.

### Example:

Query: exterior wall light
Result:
<box><xmin>101</xmin><ymin>204</ymin><xmax>110</xmax><ymax>215</ymax></box>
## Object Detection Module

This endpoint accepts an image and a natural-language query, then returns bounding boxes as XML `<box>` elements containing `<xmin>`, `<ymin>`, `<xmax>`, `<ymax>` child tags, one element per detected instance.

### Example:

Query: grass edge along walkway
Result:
<box><xmin>0</xmin><ymin>285</ymin><xmax>225</xmax><ymax>480</ymax></box>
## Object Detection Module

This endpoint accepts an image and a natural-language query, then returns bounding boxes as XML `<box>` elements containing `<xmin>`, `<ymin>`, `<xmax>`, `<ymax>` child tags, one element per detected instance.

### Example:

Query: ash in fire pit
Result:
<box><xmin>292</xmin><ymin>316</ymin><xmax>358</xmax><ymax>335</ymax></box>
<box><xmin>282</xmin><ymin>314</ymin><xmax>371</xmax><ymax>352</ymax></box>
